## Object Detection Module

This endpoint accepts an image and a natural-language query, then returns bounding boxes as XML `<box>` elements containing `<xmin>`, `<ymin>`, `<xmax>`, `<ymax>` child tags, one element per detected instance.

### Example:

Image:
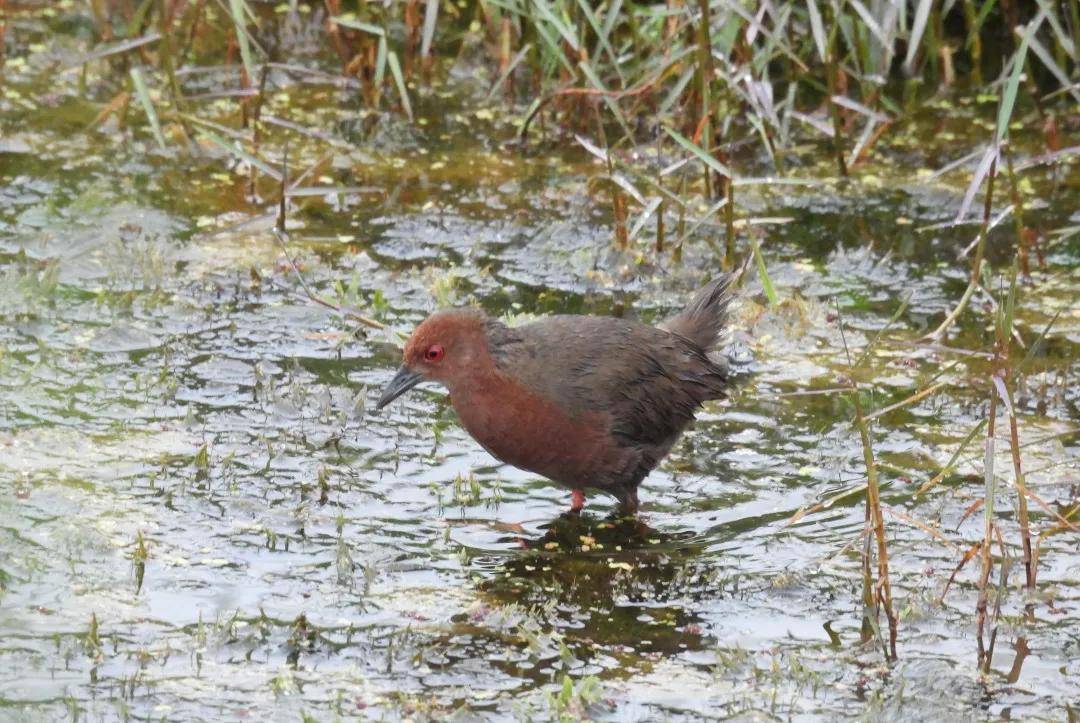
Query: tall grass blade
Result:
<box><xmin>957</xmin><ymin>145</ymin><xmax>998</xmax><ymax>222</ymax></box>
<box><xmin>1026</xmin><ymin>33</ymin><xmax>1080</xmax><ymax>103</ymax></box>
<box><xmin>660</xmin><ymin>65</ymin><xmax>696</xmax><ymax>116</ymax></box>
<box><xmin>531</xmin><ymin>17</ymin><xmax>577</xmax><ymax>75</ymax></box>
<box><xmin>198</xmin><ymin>128</ymin><xmax>281</xmax><ymax>179</ymax></box>
<box><xmin>487</xmin><ymin>43</ymin><xmax>531</xmax><ymax>100</ymax></box>
<box><xmin>751</xmin><ymin>239</ymin><xmax>776</xmax><ymax>307</ymax></box>
<box><xmin>421</xmin><ymin>0</ymin><xmax>439</xmax><ymax>59</ymax></box>
<box><xmin>628</xmin><ymin>197</ymin><xmax>662</xmax><ymax>243</ymax></box>
<box><xmin>1002</xmin><ymin>261</ymin><xmax>1018</xmax><ymax>340</ymax></box>
<box><xmin>130</xmin><ymin>67</ymin><xmax>167</xmax><ymax>149</ymax></box>
<box><xmin>387</xmin><ymin>51</ymin><xmax>414</xmax><ymax>121</ymax></box>
<box><xmin>375</xmin><ymin>35</ymin><xmax>388</xmax><ymax>89</ymax></box>
<box><xmin>332</xmin><ymin>18</ymin><xmax>385</xmax><ymax>36</ymax></box>
<box><xmin>664</xmin><ymin>126</ymin><xmax>735</xmax><ymax>180</ymax></box>
<box><xmin>533</xmin><ymin>0</ymin><xmax>579</xmax><ymax>52</ymax></box>
<box><xmin>847</xmin><ymin>0</ymin><xmax>888</xmax><ymax>47</ymax></box>
<box><xmin>915</xmin><ymin>418</ymin><xmax>988</xmax><ymax>496</ymax></box>
<box><xmin>611</xmin><ymin>173</ymin><xmax>646</xmax><ymax>205</ymax></box>
<box><xmin>574</xmin><ymin>133</ymin><xmax>610</xmax><ymax>162</ymax></box>
<box><xmin>77</xmin><ymin>33</ymin><xmax>162</xmax><ymax>66</ymax></box>
<box><xmin>1035</xmin><ymin>0</ymin><xmax>1076</xmax><ymax>59</ymax></box>
<box><xmin>996</xmin><ymin>14</ymin><xmax>1042</xmax><ymax>143</ymax></box>
<box><xmin>831</xmin><ymin>95</ymin><xmax>891</xmax><ymax>122</ymax></box>
<box><xmin>806</xmin><ymin>0</ymin><xmax>828</xmax><ymax>63</ymax></box>
<box><xmin>228</xmin><ymin>0</ymin><xmax>256</xmax><ymax>84</ymax></box>
<box><xmin>1018</xmin><ymin>309</ymin><xmax>1062</xmax><ymax>372</ymax></box>
<box><xmin>575</xmin><ymin>0</ymin><xmax>620</xmax><ymax>79</ymax></box>
<box><xmin>578</xmin><ymin>60</ymin><xmax>634</xmax><ymax>140</ymax></box>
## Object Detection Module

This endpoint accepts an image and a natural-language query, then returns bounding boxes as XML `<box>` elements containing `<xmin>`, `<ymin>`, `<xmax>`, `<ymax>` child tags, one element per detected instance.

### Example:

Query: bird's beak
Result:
<box><xmin>376</xmin><ymin>365</ymin><xmax>424</xmax><ymax>410</ymax></box>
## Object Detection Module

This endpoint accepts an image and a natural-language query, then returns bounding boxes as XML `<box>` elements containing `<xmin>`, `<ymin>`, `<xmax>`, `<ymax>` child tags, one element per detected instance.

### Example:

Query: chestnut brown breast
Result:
<box><xmin>450</xmin><ymin>369</ymin><xmax>640</xmax><ymax>492</ymax></box>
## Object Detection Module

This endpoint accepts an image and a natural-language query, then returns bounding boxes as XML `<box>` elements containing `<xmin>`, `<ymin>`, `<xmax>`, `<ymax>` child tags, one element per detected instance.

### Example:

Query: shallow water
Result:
<box><xmin>1</xmin><ymin>4</ymin><xmax>1079</xmax><ymax>721</ymax></box>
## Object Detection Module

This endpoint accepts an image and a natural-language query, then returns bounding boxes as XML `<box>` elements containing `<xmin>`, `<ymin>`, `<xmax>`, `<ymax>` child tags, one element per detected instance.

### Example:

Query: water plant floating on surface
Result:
<box><xmin>377</xmin><ymin>276</ymin><xmax>735</xmax><ymax>513</ymax></box>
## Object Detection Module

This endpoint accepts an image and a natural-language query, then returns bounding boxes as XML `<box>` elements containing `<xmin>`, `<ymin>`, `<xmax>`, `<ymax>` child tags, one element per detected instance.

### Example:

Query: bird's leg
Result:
<box><xmin>616</xmin><ymin>487</ymin><xmax>639</xmax><ymax>516</ymax></box>
<box><xmin>570</xmin><ymin>489</ymin><xmax>585</xmax><ymax>513</ymax></box>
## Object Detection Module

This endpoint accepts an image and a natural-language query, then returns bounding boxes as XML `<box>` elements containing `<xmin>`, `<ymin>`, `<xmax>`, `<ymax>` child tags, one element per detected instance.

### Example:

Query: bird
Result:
<box><xmin>375</xmin><ymin>275</ymin><xmax>734</xmax><ymax>514</ymax></box>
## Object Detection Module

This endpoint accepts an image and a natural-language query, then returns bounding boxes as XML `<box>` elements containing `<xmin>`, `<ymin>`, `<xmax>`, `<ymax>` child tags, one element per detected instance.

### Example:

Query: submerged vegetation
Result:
<box><xmin>0</xmin><ymin>0</ymin><xmax>1077</xmax><ymax>719</ymax></box>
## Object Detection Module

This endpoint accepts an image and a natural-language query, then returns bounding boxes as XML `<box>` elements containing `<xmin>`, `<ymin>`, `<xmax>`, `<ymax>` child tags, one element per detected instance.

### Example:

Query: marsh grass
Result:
<box><xmin>835</xmin><ymin>300</ymin><xmax>898</xmax><ymax>660</ymax></box>
<box><xmin>34</xmin><ymin>0</ymin><xmax>1078</xmax><ymax>677</ymax></box>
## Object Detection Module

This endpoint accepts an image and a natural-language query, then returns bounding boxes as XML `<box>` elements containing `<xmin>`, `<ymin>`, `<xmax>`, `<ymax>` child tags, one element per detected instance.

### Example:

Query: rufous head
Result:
<box><xmin>376</xmin><ymin>309</ymin><xmax>492</xmax><ymax>410</ymax></box>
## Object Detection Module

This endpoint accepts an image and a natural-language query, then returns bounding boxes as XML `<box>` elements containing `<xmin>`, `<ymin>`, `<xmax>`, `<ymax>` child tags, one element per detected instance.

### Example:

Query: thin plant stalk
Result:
<box><xmin>655</xmin><ymin>201</ymin><xmax>665</xmax><ymax>253</ymax></box>
<box><xmin>837</xmin><ymin>302</ymin><xmax>898</xmax><ymax>661</ymax></box>
<box><xmin>129</xmin><ymin>66</ymin><xmax>167</xmax><ymax>149</ymax></box>
<box><xmin>593</xmin><ymin>106</ymin><xmax>628</xmax><ymax>248</ymax></box>
<box><xmin>1003</xmin><ymin>149</ymin><xmax>1033</xmax><ymax>275</ymax></box>
<box><xmin>975</xmin><ymin>385</ymin><xmax>998</xmax><ymax>669</ymax></box>
<box><xmin>927</xmin><ymin>157</ymin><xmax>997</xmax><ymax>339</ymax></box>
<box><xmin>962</xmin><ymin>0</ymin><xmax>983</xmax><ymax>85</ymax></box>
<box><xmin>723</xmin><ymin>169</ymin><xmax>735</xmax><ymax>268</ymax></box>
<box><xmin>824</xmin><ymin>11</ymin><xmax>849</xmax><ymax>177</ymax></box>
<box><xmin>851</xmin><ymin>385</ymin><xmax>898</xmax><ymax>661</ymax></box>
<box><xmin>993</xmin><ymin>264</ymin><xmax>1036</xmax><ymax>605</ymax></box>
<box><xmin>694</xmin><ymin>0</ymin><xmax>715</xmax><ymax>197</ymax></box>
<box><xmin>983</xmin><ymin>525</ymin><xmax>1011</xmax><ymax>672</ymax></box>
<box><xmin>228</xmin><ymin>0</ymin><xmax>255</xmax><ymax>87</ymax></box>
<box><xmin>999</xmin><ymin>376</ymin><xmax>1035</xmax><ymax>598</ymax></box>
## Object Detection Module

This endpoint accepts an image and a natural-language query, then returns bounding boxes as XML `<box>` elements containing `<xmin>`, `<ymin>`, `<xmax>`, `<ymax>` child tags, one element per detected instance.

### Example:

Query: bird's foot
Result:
<box><xmin>570</xmin><ymin>489</ymin><xmax>585</xmax><ymax>513</ymax></box>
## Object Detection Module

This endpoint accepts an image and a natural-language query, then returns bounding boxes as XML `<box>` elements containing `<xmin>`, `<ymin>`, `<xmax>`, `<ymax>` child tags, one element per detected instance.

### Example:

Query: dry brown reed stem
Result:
<box><xmin>994</xmin><ymin>373</ymin><xmax>1036</xmax><ymax>596</ymax></box>
<box><xmin>883</xmin><ymin>506</ymin><xmax>957</xmax><ymax>550</ymax></box>
<box><xmin>156</xmin><ymin>3</ymin><xmax>189</xmax><ymax>136</ymax></box>
<box><xmin>323</xmin><ymin>0</ymin><xmax>350</xmax><ymax>64</ymax></box>
<box><xmin>551</xmin><ymin>72</ymin><xmax>667</xmax><ymax>98</ymax></box>
<box><xmin>590</xmin><ymin>106</ymin><xmax>628</xmax><ymax>249</ymax></box>
<box><xmin>1021</xmin><ymin>486</ymin><xmax>1078</xmax><ymax>532</ymax></box>
<box><xmin>851</xmin><ymin>385</ymin><xmax>898</xmax><ymax>660</ymax></box>
<box><xmin>89</xmin><ymin>91</ymin><xmax>132</xmax><ymax>130</ymax></box>
<box><xmin>939</xmin><ymin>541</ymin><xmax>983</xmax><ymax>604</ymax></box>
<box><xmin>983</xmin><ymin>256</ymin><xmax>1036</xmax><ymax>621</ymax></box>
<box><xmin>498</xmin><ymin>17</ymin><xmax>513</xmax><ymax>97</ymax></box>
<box><xmin>837</xmin><ymin>303</ymin><xmax>897</xmax><ymax>661</ymax></box>
<box><xmin>515</xmin><ymin>62</ymin><xmax>678</xmax><ymax>142</ymax></box>
<box><xmin>860</xmin><ymin>502</ymin><xmax>875</xmax><ymax>645</ymax></box>
<box><xmin>248</xmin><ymin>62</ymin><xmax>272</xmax><ymax>198</ymax></box>
<box><xmin>404</xmin><ymin>0</ymin><xmax>420</xmax><ymax>77</ymax></box>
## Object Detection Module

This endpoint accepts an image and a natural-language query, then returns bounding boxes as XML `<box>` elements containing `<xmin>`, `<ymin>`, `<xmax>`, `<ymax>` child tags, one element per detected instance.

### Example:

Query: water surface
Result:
<box><xmin>1</xmin><ymin>4</ymin><xmax>1078</xmax><ymax>720</ymax></box>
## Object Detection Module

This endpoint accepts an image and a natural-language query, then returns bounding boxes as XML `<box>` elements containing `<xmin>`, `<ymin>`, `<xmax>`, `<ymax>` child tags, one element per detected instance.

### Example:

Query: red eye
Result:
<box><xmin>424</xmin><ymin>344</ymin><xmax>445</xmax><ymax>362</ymax></box>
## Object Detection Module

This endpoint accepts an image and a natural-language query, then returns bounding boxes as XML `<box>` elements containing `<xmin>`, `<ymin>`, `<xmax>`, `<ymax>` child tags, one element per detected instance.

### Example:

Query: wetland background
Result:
<box><xmin>0</xmin><ymin>0</ymin><xmax>1078</xmax><ymax>720</ymax></box>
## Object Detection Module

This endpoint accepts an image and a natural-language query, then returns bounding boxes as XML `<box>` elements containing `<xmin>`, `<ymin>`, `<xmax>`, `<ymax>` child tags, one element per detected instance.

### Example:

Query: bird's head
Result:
<box><xmin>376</xmin><ymin>309</ymin><xmax>492</xmax><ymax>410</ymax></box>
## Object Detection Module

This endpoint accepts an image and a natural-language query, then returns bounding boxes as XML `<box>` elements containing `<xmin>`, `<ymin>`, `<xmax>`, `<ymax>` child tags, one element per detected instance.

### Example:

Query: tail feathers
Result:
<box><xmin>660</xmin><ymin>274</ymin><xmax>735</xmax><ymax>351</ymax></box>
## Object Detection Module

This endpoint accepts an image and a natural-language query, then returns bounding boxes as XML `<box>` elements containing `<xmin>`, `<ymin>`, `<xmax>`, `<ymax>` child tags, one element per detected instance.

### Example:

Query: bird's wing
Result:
<box><xmin>492</xmin><ymin>316</ymin><xmax>726</xmax><ymax>450</ymax></box>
